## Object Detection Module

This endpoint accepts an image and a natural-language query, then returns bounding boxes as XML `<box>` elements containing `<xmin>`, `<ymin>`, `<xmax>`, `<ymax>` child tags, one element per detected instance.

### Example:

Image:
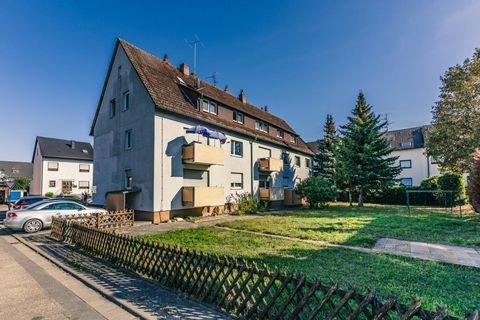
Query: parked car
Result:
<box><xmin>12</xmin><ymin>196</ymin><xmax>48</xmax><ymax>210</ymax></box>
<box><xmin>4</xmin><ymin>200</ymin><xmax>108</xmax><ymax>233</ymax></box>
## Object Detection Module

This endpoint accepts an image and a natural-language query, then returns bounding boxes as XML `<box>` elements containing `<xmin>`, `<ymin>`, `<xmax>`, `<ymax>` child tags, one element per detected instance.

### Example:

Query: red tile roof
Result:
<box><xmin>91</xmin><ymin>39</ymin><xmax>313</xmax><ymax>155</ymax></box>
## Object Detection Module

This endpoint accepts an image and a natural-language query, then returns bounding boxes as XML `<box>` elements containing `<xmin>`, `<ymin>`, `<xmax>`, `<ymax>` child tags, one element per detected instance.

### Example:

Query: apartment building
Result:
<box><xmin>90</xmin><ymin>39</ymin><xmax>313</xmax><ymax>222</ymax></box>
<box><xmin>30</xmin><ymin>137</ymin><xmax>94</xmax><ymax>196</ymax></box>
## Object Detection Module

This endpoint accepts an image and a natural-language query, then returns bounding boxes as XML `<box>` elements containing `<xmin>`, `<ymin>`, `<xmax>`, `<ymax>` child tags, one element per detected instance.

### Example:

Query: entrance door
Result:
<box><xmin>62</xmin><ymin>181</ymin><xmax>73</xmax><ymax>194</ymax></box>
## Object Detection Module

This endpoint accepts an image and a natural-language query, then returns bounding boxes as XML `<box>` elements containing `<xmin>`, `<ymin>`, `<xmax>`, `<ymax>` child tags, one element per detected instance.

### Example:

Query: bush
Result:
<box><xmin>438</xmin><ymin>173</ymin><xmax>466</xmax><ymax>204</ymax></box>
<box><xmin>45</xmin><ymin>192</ymin><xmax>54</xmax><ymax>198</ymax></box>
<box><xmin>420</xmin><ymin>176</ymin><xmax>439</xmax><ymax>190</ymax></box>
<box><xmin>231</xmin><ymin>192</ymin><xmax>261</xmax><ymax>215</ymax></box>
<box><xmin>296</xmin><ymin>176</ymin><xmax>336</xmax><ymax>208</ymax></box>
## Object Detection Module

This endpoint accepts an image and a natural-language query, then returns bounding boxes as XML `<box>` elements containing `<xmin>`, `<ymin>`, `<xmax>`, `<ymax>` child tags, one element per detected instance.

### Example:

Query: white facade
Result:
<box><xmin>392</xmin><ymin>147</ymin><xmax>440</xmax><ymax>187</ymax></box>
<box><xmin>30</xmin><ymin>144</ymin><xmax>94</xmax><ymax>196</ymax></box>
<box><xmin>92</xmin><ymin>42</ymin><xmax>312</xmax><ymax>218</ymax></box>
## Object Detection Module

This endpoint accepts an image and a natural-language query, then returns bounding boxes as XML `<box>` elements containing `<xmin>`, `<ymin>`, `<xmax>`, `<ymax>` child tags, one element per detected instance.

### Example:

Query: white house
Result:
<box><xmin>30</xmin><ymin>137</ymin><xmax>94</xmax><ymax>196</ymax></box>
<box><xmin>385</xmin><ymin>126</ymin><xmax>441</xmax><ymax>187</ymax></box>
<box><xmin>90</xmin><ymin>39</ymin><xmax>313</xmax><ymax>223</ymax></box>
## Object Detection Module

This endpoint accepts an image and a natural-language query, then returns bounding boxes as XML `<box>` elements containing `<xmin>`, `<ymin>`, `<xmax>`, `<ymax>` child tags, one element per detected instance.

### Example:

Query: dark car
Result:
<box><xmin>13</xmin><ymin>196</ymin><xmax>49</xmax><ymax>210</ymax></box>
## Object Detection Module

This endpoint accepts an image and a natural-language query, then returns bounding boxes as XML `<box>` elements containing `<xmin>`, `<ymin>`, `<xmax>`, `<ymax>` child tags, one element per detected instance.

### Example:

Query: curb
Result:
<box><xmin>8</xmin><ymin>231</ymin><xmax>151</xmax><ymax>320</ymax></box>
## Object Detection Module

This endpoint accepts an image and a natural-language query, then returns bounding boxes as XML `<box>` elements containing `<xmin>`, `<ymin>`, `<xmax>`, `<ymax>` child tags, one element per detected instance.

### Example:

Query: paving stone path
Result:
<box><xmin>373</xmin><ymin>238</ymin><xmax>480</xmax><ymax>268</ymax></box>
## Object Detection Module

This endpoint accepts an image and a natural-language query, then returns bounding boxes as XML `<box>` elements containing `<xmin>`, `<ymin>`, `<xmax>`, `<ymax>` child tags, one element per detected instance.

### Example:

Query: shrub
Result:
<box><xmin>296</xmin><ymin>176</ymin><xmax>336</xmax><ymax>209</ymax></box>
<box><xmin>438</xmin><ymin>173</ymin><xmax>466</xmax><ymax>204</ymax></box>
<box><xmin>420</xmin><ymin>176</ymin><xmax>439</xmax><ymax>190</ymax></box>
<box><xmin>468</xmin><ymin>151</ymin><xmax>480</xmax><ymax>212</ymax></box>
<box><xmin>45</xmin><ymin>192</ymin><xmax>54</xmax><ymax>198</ymax></box>
<box><xmin>231</xmin><ymin>192</ymin><xmax>261</xmax><ymax>215</ymax></box>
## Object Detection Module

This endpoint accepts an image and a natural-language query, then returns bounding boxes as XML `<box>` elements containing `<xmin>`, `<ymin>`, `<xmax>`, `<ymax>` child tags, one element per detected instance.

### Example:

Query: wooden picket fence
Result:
<box><xmin>57</xmin><ymin>223</ymin><xmax>478</xmax><ymax>320</ymax></box>
<box><xmin>50</xmin><ymin>209</ymin><xmax>134</xmax><ymax>241</ymax></box>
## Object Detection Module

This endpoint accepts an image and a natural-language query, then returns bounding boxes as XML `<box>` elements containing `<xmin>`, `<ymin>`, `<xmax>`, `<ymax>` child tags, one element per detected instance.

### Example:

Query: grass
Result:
<box><xmin>142</xmin><ymin>227</ymin><xmax>480</xmax><ymax>317</ymax></box>
<box><xmin>218</xmin><ymin>203</ymin><xmax>480</xmax><ymax>247</ymax></box>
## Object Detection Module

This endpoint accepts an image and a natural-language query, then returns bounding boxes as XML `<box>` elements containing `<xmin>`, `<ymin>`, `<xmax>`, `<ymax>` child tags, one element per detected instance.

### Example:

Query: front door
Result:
<box><xmin>62</xmin><ymin>180</ymin><xmax>73</xmax><ymax>194</ymax></box>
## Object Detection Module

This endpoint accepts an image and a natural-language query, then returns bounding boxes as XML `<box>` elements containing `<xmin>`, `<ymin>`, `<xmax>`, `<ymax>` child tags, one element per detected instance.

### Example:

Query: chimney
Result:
<box><xmin>194</xmin><ymin>75</ymin><xmax>201</xmax><ymax>89</ymax></box>
<box><xmin>239</xmin><ymin>89</ymin><xmax>247</xmax><ymax>104</ymax></box>
<box><xmin>70</xmin><ymin>140</ymin><xmax>76</xmax><ymax>149</ymax></box>
<box><xmin>264</xmin><ymin>105</ymin><xmax>268</xmax><ymax>112</ymax></box>
<box><xmin>180</xmin><ymin>63</ymin><xmax>190</xmax><ymax>76</ymax></box>
<box><xmin>224</xmin><ymin>85</ymin><xmax>230</xmax><ymax>93</ymax></box>
<box><xmin>163</xmin><ymin>53</ymin><xmax>172</xmax><ymax>66</ymax></box>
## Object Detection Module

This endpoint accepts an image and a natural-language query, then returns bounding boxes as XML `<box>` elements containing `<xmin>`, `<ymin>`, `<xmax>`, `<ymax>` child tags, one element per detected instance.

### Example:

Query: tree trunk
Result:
<box><xmin>348</xmin><ymin>191</ymin><xmax>353</xmax><ymax>206</ymax></box>
<box><xmin>358</xmin><ymin>190</ymin><xmax>364</xmax><ymax>207</ymax></box>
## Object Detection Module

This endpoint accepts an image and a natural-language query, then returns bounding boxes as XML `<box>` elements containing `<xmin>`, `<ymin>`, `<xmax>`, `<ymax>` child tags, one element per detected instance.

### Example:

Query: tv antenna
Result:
<box><xmin>207</xmin><ymin>71</ymin><xmax>219</xmax><ymax>86</ymax></box>
<box><xmin>185</xmin><ymin>35</ymin><xmax>204</xmax><ymax>75</ymax></box>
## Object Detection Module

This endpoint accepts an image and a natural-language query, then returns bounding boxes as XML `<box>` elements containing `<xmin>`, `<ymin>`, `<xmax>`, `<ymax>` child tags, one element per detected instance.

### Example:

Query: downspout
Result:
<box><xmin>250</xmin><ymin>135</ymin><xmax>258</xmax><ymax>195</ymax></box>
<box><xmin>161</xmin><ymin>116</ymin><xmax>164</xmax><ymax>211</ymax></box>
<box><xmin>426</xmin><ymin>154</ymin><xmax>430</xmax><ymax>178</ymax></box>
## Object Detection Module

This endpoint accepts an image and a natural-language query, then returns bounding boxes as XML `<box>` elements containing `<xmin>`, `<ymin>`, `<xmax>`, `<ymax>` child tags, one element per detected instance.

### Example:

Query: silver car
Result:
<box><xmin>4</xmin><ymin>200</ymin><xmax>107</xmax><ymax>233</ymax></box>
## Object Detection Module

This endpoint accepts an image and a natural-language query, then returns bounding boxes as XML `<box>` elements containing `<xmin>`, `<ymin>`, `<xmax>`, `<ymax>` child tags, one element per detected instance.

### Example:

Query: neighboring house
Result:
<box><xmin>90</xmin><ymin>39</ymin><xmax>313</xmax><ymax>223</ymax></box>
<box><xmin>0</xmin><ymin>161</ymin><xmax>33</xmax><ymax>203</ymax></box>
<box><xmin>385</xmin><ymin>125</ymin><xmax>440</xmax><ymax>187</ymax></box>
<box><xmin>30</xmin><ymin>137</ymin><xmax>94</xmax><ymax>196</ymax></box>
<box><xmin>307</xmin><ymin>125</ymin><xmax>440</xmax><ymax>187</ymax></box>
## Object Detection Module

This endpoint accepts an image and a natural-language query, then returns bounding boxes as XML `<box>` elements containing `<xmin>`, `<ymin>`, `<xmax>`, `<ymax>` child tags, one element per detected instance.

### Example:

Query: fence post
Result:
<box><xmin>96</xmin><ymin>212</ymin><xmax>100</xmax><ymax>229</ymax></box>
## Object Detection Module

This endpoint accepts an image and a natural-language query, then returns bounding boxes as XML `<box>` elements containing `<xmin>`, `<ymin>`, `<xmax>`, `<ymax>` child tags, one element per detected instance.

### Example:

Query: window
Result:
<box><xmin>122</xmin><ymin>91</ymin><xmax>130</xmax><ymax>111</ymax></box>
<box><xmin>277</xmin><ymin>129</ymin><xmax>284</xmax><ymax>139</ymax></box>
<box><xmin>400</xmin><ymin>141</ymin><xmax>412</xmax><ymax>148</ymax></box>
<box><xmin>282</xmin><ymin>152</ymin><xmax>289</xmax><ymax>164</ymax></box>
<box><xmin>400</xmin><ymin>178</ymin><xmax>413</xmax><ymax>187</ymax></box>
<box><xmin>79</xmin><ymin>164</ymin><xmax>90</xmax><ymax>172</ymax></box>
<box><xmin>48</xmin><ymin>162</ymin><xmax>59</xmax><ymax>171</ymax></box>
<box><xmin>295</xmin><ymin>156</ymin><xmax>301</xmax><ymax>167</ymax></box>
<box><xmin>306</xmin><ymin>158</ymin><xmax>311</xmax><ymax>168</ymax></box>
<box><xmin>125</xmin><ymin>169</ymin><xmax>132</xmax><ymax>189</ymax></box>
<box><xmin>259</xmin><ymin>174</ymin><xmax>271</xmax><ymax>188</ymax></box>
<box><xmin>109</xmin><ymin>99</ymin><xmax>116</xmax><ymax>118</ymax></box>
<box><xmin>78</xmin><ymin>181</ymin><xmax>90</xmax><ymax>189</ymax></box>
<box><xmin>231</xmin><ymin>140</ymin><xmax>243</xmax><ymax>157</ymax></box>
<box><xmin>290</xmin><ymin>135</ymin><xmax>297</xmax><ymax>143</ymax></box>
<box><xmin>399</xmin><ymin>160</ymin><xmax>412</xmax><ymax>168</ymax></box>
<box><xmin>230</xmin><ymin>172</ymin><xmax>243</xmax><ymax>189</ymax></box>
<box><xmin>202</xmin><ymin>99</ymin><xmax>218</xmax><ymax>115</ymax></box>
<box><xmin>233</xmin><ymin>111</ymin><xmax>244</xmax><ymax>124</ymax></box>
<box><xmin>49</xmin><ymin>180</ymin><xmax>56</xmax><ymax>188</ymax></box>
<box><xmin>125</xmin><ymin>130</ymin><xmax>132</xmax><ymax>149</ymax></box>
<box><xmin>255</xmin><ymin>120</ymin><xmax>269</xmax><ymax>133</ymax></box>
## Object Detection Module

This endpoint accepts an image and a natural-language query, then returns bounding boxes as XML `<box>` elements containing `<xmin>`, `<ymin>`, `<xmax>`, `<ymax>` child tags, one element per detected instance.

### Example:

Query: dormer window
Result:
<box><xmin>290</xmin><ymin>135</ymin><xmax>297</xmax><ymax>144</ymax></box>
<box><xmin>255</xmin><ymin>120</ymin><xmax>269</xmax><ymax>133</ymax></box>
<box><xmin>277</xmin><ymin>129</ymin><xmax>284</xmax><ymax>139</ymax></box>
<box><xmin>233</xmin><ymin>111</ymin><xmax>244</xmax><ymax>124</ymax></box>
<box><xmin>202</xmin><ymin>99</ymin><xmax>218</xmax><ymax>115</ymax></box>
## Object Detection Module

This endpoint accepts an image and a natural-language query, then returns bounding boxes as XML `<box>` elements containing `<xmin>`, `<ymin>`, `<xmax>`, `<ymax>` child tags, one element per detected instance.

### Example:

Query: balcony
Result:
<box><xmin>182</xmin><ymin>186</ymin><xmax>225</xmax><ymax>207</ymax></box>
<box><xmin>283</xmin><ymin>189</ymin><xmax>305</xmax><ymax>206</ymax></box>
<box><xmin>183</xmin><ymin>142</ymin><xmax>224</xmax><ymax>166</ymax></box>
<box><xmin>258</xmin><ymin>157</ymin><xmax>283</xmax><ymax>172</ymax></box>
<box><xmin>259</xmin><ymin>187</ymin><xmax>284</xmax><ymax>201</ymax></box>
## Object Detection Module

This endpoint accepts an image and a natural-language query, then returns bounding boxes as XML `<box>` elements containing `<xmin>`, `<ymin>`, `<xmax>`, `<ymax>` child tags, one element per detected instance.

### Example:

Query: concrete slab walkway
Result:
<box><xmin>373</xmin><ymin>238</ymin><xmax>480</xmax><ymax>268</ymax></box>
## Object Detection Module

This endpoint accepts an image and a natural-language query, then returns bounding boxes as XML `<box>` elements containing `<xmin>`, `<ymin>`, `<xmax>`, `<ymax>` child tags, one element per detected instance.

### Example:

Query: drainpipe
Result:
<box><xmin>426</xmin><ymin>154</ymin><xmax>430</xmax><ymax>178</ymax></box>
<box><xmin>250</xmin><ymin>135</ymin><xmax>258</xmax><ymax>195</ymax></box>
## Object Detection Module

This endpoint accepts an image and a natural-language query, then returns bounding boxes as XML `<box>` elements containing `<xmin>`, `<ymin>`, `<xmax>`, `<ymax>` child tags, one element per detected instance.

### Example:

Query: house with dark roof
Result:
<box><xmin>0</xmin><ymin>161</ymin><xmax>33</xmax><ymax>203</ymax></box>
<box><xmin>90</xmin><ymin>39</ymin><xmax>313</xmax><ymax>222</ymax></box>
<box><xmin>30</xmin><ymin>136</ymin><xmax>93</xmax><ymax>196</ymax></box>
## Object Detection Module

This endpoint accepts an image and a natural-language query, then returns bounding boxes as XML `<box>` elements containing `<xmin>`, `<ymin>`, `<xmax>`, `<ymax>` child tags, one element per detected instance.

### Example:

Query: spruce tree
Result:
<box><xmin>338</xmin><ymin>92</ymin><xmax>401</xmax><ymax>207</ymax></box>
<box><xmin>313</xmin><ymin>114</ymin><xmax>337</xmax><ymax>186</ymax></box>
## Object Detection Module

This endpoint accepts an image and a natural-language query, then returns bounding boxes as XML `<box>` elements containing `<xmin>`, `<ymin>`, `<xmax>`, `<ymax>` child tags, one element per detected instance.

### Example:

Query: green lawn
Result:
<box><xmin>142</xmin><ymin>227</ymin><xmax>480</xmax><ymax>317</ymax></box>
<box><xmin>218</xmin><ymin>204</ymin><xmax>480</xmax><ymax>247</ymax></box>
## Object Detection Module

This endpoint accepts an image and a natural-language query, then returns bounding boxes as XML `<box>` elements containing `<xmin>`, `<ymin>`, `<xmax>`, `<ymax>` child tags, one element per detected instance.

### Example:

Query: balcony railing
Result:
<box><xmin>259</xmin><ymin>187</ymin><xmax>284</xmax><ymax>201</ymax></box>
<box><xmin>258</xmin><ymin>157</ymin><xmax>283</xmax><ymax>172</ymax></box>
<box><xmin>283</xmin><ymin>189</ymin><xmax>305</xmax><ymax>206</ymax></box>
<box><xmin>183</xmin><ymin>142</ymin><xmax>224</xmax><ymax>166</ymax></box>
<box><xmin>182</xmin><ymin>186</ymin><xmax>225</xmax><ymax>207</ymax></box>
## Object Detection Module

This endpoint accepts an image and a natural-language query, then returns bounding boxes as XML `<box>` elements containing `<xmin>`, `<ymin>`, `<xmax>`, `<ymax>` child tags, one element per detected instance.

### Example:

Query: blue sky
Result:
<box><xmin>1</xmin><ymin>1</ymin><xmax>479</xmax><ymax>162</ymax></box>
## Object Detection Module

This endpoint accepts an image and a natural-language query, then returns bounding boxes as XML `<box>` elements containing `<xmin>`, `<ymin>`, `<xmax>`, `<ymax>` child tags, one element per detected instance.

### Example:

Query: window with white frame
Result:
<box><xmin>399</xmin><ymin>160</ymin><xmax>412</xmax><ymax>168</ymax></box>
<box><xmin>290</xmin><ymin>135</ymin><xmax>297</xmax><ymax>143</ymax></box>
<box><xmin>400</xmin><ymin>178</ymin><xmax>413</xmax><ymax>187</ymax></box>
<box><xmin>125</xmin><ymin>130</ymin><xmax>132</xmax><ymax>149</ymax></box>
<box><xmin>49</xmin><ymin>180</ymin><xmax>56</xmax><ymax>188</ymax></box>
<box><xmin>78</xmin><ymin>181</ymin><xmax>90</xmax><ymax>189</ymax></box>
<box><xmin>231</xmin><ymin>140</ymin><xmax>243</xmax><ymax>157</ymax></box>
<box><xmin>255</xmin><ymin>120</ymin><xmax>269</xmax><ymax>133</ymax></box>
<box><xmin>400</xmin><ymin>141</ymin><xmax>412</xmax><ymax>148</ymax></box>
<box><xmin>277</xmin><ymin>129</ymin><xmax>284</xmax><ymax>139</ymax></box>
<box><xmin>295</xmin><ymin>156</ymin><xmax>301</xmax><ymax>167</ymax></box>
<box><xmin>79</xmin><ymin>164</ymin><xmax>90</xmax><ymax>172</ymax></box>
<box><xmin>48</xmin><ymin>162</ymin><xmax>59</xmax><ymax>171</ymax></box>
<box><xmin>122</xmin><ymin>91</ymin><xmax>130</xmax><ymax>111</ymax></box>
<box><xmin>109</xmin><ymin>99</ymin><xmax>116</xmax><ymax>118</ymax></box>
<box><xmin>233</xmin><ymin>111</ymin><xmax>244</xmax><ymax>124</ymax></box>
<box><xmin>230</xmin><ymin>172</ymin><xmax>243</xmax><ymax>189</ymax></box>
<box><xmin>202</xmin><ymin>99</ymin><xmax>218</xmax><ymax>115</ymax></box>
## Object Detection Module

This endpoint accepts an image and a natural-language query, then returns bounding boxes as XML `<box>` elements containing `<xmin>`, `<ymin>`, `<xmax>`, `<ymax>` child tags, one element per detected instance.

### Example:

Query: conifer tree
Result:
<box><xmin>338</xmin><ymin>92</ymin><xmax>401</xmax><ymax>206</ymax></box>
<box><xmin>313</xmin><ymin>114</ymin><xmax>337</xmax><ymax>186</ymax></box>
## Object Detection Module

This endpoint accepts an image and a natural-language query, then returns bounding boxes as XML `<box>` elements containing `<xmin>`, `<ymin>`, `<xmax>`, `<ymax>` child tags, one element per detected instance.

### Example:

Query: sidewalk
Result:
<box><xmin>14</xmin><ymin>230</ymin><xmax>230</xmax><ymax>319</ymax></box>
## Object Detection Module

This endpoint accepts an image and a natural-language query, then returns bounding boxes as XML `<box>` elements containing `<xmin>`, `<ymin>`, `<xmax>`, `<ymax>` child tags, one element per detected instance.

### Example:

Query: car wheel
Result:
<box><xmin>23</xmin><ymin>219</ymin><xmax>43</xmax><ymax>233</ymax></box>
